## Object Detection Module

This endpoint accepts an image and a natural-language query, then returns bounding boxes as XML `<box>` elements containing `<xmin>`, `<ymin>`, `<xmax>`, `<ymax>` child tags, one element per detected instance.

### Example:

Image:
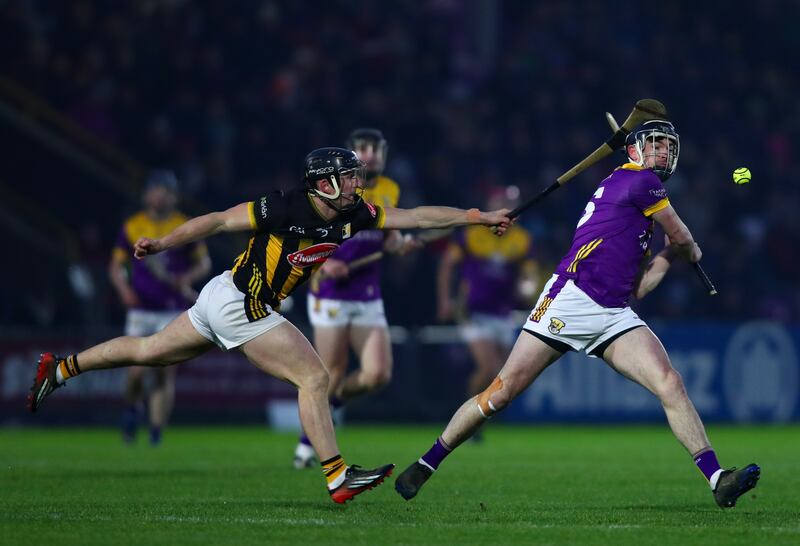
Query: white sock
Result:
<box><xmin>327</xmin><ymin>466</ymin><xmax>348</xmax><ymax>490</ymax></box>
<box><xmin>418</xmin><ymin>458</ymin><xmax>435</xmax><ymax>472</ymax></box>
<box><xmin>709</xmin><ymin>468</ymin><xmax>724</xmax><ymax>490</ymax></box>
<box><xmin>55</xmin><ymin>364</ymin><xmax>65</xmax><ymax>385</ymax></box>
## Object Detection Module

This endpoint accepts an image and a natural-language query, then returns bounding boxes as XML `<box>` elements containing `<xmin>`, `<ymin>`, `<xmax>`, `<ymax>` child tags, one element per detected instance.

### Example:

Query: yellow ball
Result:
<box><xmin>733</xmin><ymin>167</ymin><xmax>751</xmax><ymax>185</ymax></box>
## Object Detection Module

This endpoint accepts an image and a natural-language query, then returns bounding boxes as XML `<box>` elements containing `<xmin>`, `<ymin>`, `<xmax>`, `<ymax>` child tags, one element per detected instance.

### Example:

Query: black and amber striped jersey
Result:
<box><xmin>231</xmin><ymin>188</ymin><xmax>385</xmax><ymax>321</ymax></box>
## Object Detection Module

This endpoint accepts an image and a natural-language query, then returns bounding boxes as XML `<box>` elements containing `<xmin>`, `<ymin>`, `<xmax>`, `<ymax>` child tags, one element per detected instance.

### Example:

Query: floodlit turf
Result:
<box><xmin>1</xmin><ymin>425</ymin><xmax>798</xmax><ymax>545</ymax></box>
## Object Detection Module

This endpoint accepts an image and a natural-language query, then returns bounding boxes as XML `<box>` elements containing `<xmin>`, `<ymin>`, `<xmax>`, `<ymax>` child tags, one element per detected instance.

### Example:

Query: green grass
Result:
<box><xmin>1</xmin><ymin>425</ymin><xmax>798</xmax><ymax>545</ymax></box>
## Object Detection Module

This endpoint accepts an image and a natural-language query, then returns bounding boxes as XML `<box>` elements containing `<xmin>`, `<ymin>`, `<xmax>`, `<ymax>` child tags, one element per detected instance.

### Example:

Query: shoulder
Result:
<box><xmin>369</xmin><ymin>176</ymin><xmax>401</xmax><ymax>207</ymax></box>
<box><xmin>122</xmin><ymin>211</ymin><xmax>149</xmax><ymax>237</ymax></box>
<box><xmin>506</xmin><ymin>225</ymin><xmax>532</xmax><ymax>247</ymax></box>
<box><xmin>165</xmin><ymin>211</ymin><xmax>190</xmax><ymax>229</ymax></box>
<box><xmin>615</xmin><ymin>163</ymin><xmax>664</xmax><ymax>190</ymax></box>
<box><xmin>252</xmin><ymin>189</ymin><xmax>294</xmax><ymax>228</ymax></box>
<box><xmin>377</xmin><ymin>175</ymin><xmax>399</xmax><ymax>195</ymax></box>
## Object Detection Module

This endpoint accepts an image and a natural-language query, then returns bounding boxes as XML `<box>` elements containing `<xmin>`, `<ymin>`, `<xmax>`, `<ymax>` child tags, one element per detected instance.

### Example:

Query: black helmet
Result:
<box><xmin>346</xmin><ymin>128</ymin><xmax>388</xmax><ymax>180</ymax></box>
<box><xmin>304</xmin><ymin>147</ymin><xmax>365</xmax><ymax>211</ymax></box>
<box><xmin>625</xmin><ymin>120</ymin><xmax>680</xmax><ymax>181</ymax></box>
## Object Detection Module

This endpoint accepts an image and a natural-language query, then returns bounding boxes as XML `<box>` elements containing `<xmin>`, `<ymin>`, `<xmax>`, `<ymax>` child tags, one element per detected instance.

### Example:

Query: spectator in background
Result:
<box><xmin>109</xmin><ymin>170</ymin><xmax>211</xmax><ymax>445</ymax></box>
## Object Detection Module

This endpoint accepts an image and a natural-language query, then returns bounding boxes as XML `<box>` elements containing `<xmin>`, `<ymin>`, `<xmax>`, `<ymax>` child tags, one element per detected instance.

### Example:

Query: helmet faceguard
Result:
<box><xmin>346</xmin><ymin>128</ymin><xmax>388</xmax><ymax>182</ymax></box>
<box><xmin>625</xmin><ymin>120</ymin><xmax>680</xmax><ymax>181</ymax></box>
<box><xmin>304</xmin><ymin>147</ymin><xmax>366</xmax><ymax>212</ymax></box>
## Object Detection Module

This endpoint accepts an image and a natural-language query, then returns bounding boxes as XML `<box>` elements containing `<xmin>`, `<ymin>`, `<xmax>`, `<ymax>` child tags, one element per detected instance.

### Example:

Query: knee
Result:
<box><xmin>655</xmin><ymin>368</ymin><xmax>686</xmax><ymax>402</ymax></box>
<box><xmin>477</xmin><ymin>376</ymin><xmax>514</xmax><ymax>417</ymax></box>
<box><xmin>301</xmin><ymin>362</ymin><xmax>330</xmax><ymax>394</ymax></box>
<box><xmin>362</xmin><ymin>368</ymin><xmax>391</xmax><ymax>392</ymax></box>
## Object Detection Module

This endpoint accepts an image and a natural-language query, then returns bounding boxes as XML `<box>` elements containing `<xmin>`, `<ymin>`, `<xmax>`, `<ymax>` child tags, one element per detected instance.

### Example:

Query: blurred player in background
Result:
<box><xmin>396</xmin><ymin>120</ymin><xmax>760</xmax><ymax>509</ymax></box>
<box><xmin>30</xmin><ymin>147</ymin><xmax>512</xmax><ymax>503</ymax></box>
<box><xmin>109</xmin><ymin>170</ymin><xmax>211</xmax><ymax>445</ymax></box>
<box><xmin>437</xmin><ymin>186</ymin><xmax>539</xmax><ymax>440</ymax></box>
<box><xmin>295</xmin><ymin>129</ymin><xmax>420</xmax><ymax>468</ymax></box>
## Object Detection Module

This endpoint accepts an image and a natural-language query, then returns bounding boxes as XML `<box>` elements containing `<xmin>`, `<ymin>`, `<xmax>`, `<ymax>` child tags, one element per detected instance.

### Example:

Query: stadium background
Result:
<box><xmin>0</xmin><ymin>1</ymin><xmax>797</xmax><ymax>428</ymax></box>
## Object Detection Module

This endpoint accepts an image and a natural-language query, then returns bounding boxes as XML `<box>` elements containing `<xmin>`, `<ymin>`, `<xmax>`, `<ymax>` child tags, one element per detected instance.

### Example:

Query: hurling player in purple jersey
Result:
<box><xmin>437</xmin><ymin>187</ymin><xmax>539</xmax><ymax>440</ymax></box>
<box><xmin>30</xmin><ymin>147</ymin><xmax>512</xmax><ymax>504</ymax></box>
<box><xmin>295</xmin><ymin>130</ymin><xmax>420</xmax><ymax>468</ymax></box>
<box><xmin>397</xmin><ymin>120</ymin><xmax>759</xmax><ymax>509</ymax></box>
<box><xmin>109</xmin><ymin>171</ymin><xmax>211</xmax><ymax>446</ymax></box>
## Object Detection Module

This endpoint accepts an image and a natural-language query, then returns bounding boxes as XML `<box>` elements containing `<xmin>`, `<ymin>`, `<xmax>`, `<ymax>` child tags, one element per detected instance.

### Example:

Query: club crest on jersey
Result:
<box><xmin>365</xmin><ymin>202</ymin><xmax>377</xmax><ymax>218</ymax></box>
<box><xmin>286</xmin><ymin>242</ymin><xmax>339</xmax><ymax>268</ymax></box>
<box><xmin>548</xmin><ymin>317</ymin><xmax>566</xmax><ymax>335</ymax></box>
<box><xmin>342</xmin><ymin>223</ymin><xmax>352</xmax><ymax>239</ymax></box>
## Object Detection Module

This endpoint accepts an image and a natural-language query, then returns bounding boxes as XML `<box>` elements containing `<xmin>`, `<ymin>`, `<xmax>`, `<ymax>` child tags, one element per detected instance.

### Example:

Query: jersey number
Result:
<box><xmin>576</xmin><ymin>187</ymin><xmax>605</xmax><ymax>228</ymax></box>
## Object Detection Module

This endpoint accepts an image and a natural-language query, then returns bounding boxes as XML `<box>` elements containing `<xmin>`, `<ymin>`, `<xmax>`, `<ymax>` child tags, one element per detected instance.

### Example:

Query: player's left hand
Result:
<box><xmin>484</xmin><ymin>208</ymin><xmax>512</xmax><ymax>236</ymax></box>
<box><xmin>395</xmin><ymin>233</ymin><xmax>423</xmax><ymax>255</ymax></box>
<box><xmin>134</xmin><ymin>237</ymin><xmax>163</xmax><ymax>259</ymax></box>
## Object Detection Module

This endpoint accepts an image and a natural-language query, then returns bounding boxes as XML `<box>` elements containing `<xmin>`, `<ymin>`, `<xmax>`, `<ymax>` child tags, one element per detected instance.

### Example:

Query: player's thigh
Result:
<box><xmin>313</xmin><ymin>325</ymin><xmax>350</xmax><ymax>376</ymax></box>
<box><xmin>601</xmin><ymin>326</ymin><xmax>674</xmax><ymax>394</ymax></box>
<box><xmin>350</xmin><ymin>324</ymin><xmax>392</xmax><ymax>376</ymax></box>
<box><xmin>239</xmin><ymin>320</ymin><xmax>328</xmax><ymax>388</ymax></box>
<box><xmin>495</xmin><ymin>331</ymin><xmax>563</xmax><ymax>399</ymax></box>
<box><xmin>141</xmin><ymin>312</ymin><xmax>215</xmax><ymax>365</ymax></box>
<box><xmin>467</xmin><ymin>338</ymin><xmax>505</xmax><ymax>374</ymax></box>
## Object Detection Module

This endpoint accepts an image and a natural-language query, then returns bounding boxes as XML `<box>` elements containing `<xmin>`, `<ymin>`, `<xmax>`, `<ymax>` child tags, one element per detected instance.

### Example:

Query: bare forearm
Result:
<box><xmin>412</xmin><ymin>206</ymin><xmax>481</xmax><ymax>229</ymax></box>
<box><xmin>109</xmin><ymin>262</ymin><xmax>132</xmax><ymax>296</ymax></box>
<box><xmin>635</xmin><ymin>251</ymin><xmax>674</xmax><ymax>299</ymax></box>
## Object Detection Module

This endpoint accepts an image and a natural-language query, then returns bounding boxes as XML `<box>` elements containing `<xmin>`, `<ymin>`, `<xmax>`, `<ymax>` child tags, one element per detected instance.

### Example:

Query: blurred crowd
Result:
<box><xmin>1</xmin><ymin>0</ymin><xmax>797</xmax><ymax>328</ymax></box>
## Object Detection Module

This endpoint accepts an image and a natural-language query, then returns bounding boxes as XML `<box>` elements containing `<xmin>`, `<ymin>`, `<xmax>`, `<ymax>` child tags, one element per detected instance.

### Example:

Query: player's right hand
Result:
<box><xmin>689</xmin><ymin>242</ymin><xmax>702</xmax><ymax>263</ymax></box>
<box><xmin>321</xmin><ymin>259</ymin><xmax>349</xmax><ymax>279</ymax></box>
<box><xmin>484</xmin><ymin>208</ymin><xmax>512</xmax><ymax>236</ymax></box>
<box><xmin>134</xmin><ymin>237</ymin><xmax>162</xmax><ymax>259</ymax></box>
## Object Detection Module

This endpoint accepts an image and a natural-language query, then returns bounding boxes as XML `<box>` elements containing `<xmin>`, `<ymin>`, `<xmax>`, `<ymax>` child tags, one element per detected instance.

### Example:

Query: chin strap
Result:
<box><xmin>311</xmin><ymin>175</ymin><xmax>341</xmax><ymax>200</ymax></box>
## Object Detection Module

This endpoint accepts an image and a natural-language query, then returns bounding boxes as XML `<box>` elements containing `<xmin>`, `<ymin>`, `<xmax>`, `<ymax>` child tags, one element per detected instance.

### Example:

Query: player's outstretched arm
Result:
<box><xmin>382</xmin><ymin>206</ymin><xmax>511</xmax><ymax>234</ymax></box>
<box><xmin>134</xmin><ymin>202</ymin><xmax>253</xmax><ymax>259</ymax></box>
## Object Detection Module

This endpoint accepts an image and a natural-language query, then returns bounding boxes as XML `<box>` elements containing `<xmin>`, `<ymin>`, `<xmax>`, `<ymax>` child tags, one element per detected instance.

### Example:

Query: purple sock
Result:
<box><xmin>419</xmin><ymin>437</ymin><xmax>452</xmax><ymax>471</ymax></box>
<box><xmin>694</xmin><ymin>449</ymin><xmax>721</xmax><ymax>482</ymax></box>
<box><xmin>121</xmin><ymin>404</ymin><xmax>139</xmax><ymax>444</ymax></box>
<box><xmin>149</xmin><ymin>426</ymin><xmax>162</xmax><ymax>446</ymax></box>
<box><xmin>299</xmin><ymin>434</ymin><xmax>312</xmax><ymax>447</ymax></box>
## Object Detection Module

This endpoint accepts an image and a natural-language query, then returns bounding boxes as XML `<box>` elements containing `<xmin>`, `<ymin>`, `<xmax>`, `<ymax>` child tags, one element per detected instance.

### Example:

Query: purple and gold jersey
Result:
<box><xmin>231</xmin><ymin>189</ymin><xmax>385</xmax><ymax>321</ymax></box>
<box><xmin>113</xmin><ymin>211</ymin><xmax>208</xmax><ymax>311</ymax></box>
<box><xmin>312</xmin><ymin>175</ymin><xmax>400</xmax><ymax>301</ymax></box>
<box><xmin>451</xmin><ymin>224</ymin><xmax>534</xmax><ymax>317</ymax></box>
<box><xmin>554</xmin><ymin>163</ymin><xmax>670</xmax><ymax>308</ymax></box>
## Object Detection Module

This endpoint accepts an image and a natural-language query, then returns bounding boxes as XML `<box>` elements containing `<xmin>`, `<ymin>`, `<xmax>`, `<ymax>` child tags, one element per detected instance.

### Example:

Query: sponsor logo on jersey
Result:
<box><xmin>365</xmin><ymin>202</ymin><xmax>377</xmax><ymax>218</ymax></box>
<box><xmin>286</xmin><ymin>242</ymin><xmax>340</xmax><ymax>267</ymax></box>
<box><xmin>548</xmin><ymin>317</ymin><xmax>566</xmax><ymax>335</ymax></box>
<box><xmin>260</xmin><ymin>196</ymin><xmax>268</xmax><ymax>219</ymax></box>
<box><xmin>649</xmin><ymin>188</ymin><xmax>667</xmax><ymax>198</ymax></box>
<box><xmin>342</xmin><ymin>223</ymin><xmax>351</xmax><ymax>239</ymax></box>
<box><xmin>289</xmin><ymin>226</ymin><xmax>305</xmax><ymax>234</ymax></box>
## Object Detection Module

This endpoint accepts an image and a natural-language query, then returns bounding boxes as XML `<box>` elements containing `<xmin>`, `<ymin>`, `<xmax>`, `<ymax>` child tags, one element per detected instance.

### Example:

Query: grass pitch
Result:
<box><xmin>1</xmin><ymin>424</ymin><xmax>798</xmax><ymax>545</ymax></box>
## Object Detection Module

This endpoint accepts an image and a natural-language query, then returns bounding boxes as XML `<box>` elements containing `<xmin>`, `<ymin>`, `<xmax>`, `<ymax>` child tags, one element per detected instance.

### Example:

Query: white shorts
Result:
<box><xmin>188</xmin><ymin>271</ymin><xmax>287</xmax><ymax>350</ymax></box>
<box><xmin>523</xmin><ymin>274</ymin><xmax>646</xmax><ymax>357</ymax></box>
<box><xmin>307</xmin><ymin>294</ymin><xmax>388</xmax><ymax>328</ymax></box>
<box><xmin>125</xmin><ymin>309</ymin><xmax>182</xmax><ymax>337</ymax></box>
<box><xmin>461</xmin><ymin>312</ymin><xmax>517</xmax><ymax>347</ymax></box>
